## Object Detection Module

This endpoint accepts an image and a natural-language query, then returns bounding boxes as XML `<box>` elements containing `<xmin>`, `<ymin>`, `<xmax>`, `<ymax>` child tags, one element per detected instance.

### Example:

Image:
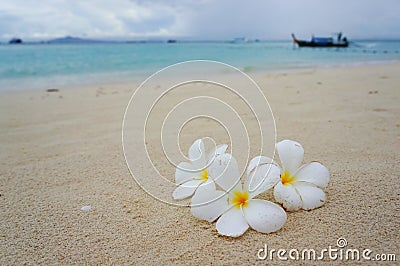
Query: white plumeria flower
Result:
<box><xmin>191</xmin><ymin>155</ymin><xmax>287</xmax><ymax>237</ymax></box>
<box><xmin>172</xmin><ymin>139</ymin><xmax>228</xmax><ymax>200</ymax></box>
<box><xmin>273</xmin><ymin>140</ymin><xmax>330</xmax><ymax>211</ymax></box>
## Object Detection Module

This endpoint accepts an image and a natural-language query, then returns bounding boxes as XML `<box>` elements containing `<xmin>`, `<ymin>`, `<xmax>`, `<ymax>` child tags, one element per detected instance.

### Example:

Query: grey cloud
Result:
<box><xmin>0</xmin><ymin>0</ymin><xmax>399</xmax><ymax>41</ymax></box>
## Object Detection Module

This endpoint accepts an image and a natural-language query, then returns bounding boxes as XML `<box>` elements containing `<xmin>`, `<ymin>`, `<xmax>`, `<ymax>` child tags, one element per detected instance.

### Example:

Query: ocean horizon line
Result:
<box><xmin>2</xmin><ymin>36</ymin><xmax>400</xmax><ymax>45</ymax></box>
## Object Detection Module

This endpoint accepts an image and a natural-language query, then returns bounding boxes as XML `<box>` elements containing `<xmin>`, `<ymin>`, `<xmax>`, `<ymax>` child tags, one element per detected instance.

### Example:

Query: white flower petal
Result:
<box><xmin>175</xmin><ymin>162</ymin><xmax>198</xmax><ymax>184</ymax></box>
<box><xmin>276</xmin><ymin>140</ymin><xmax>304</xmax><ymax>174</ymax></box>
<box><xmin>273</xmin><ymin>182</ymin><xmax>302</xmax><ymax>211</ymax></box>
<box><xmin>191</xmin><ymin>182</ymin><xmax>229</xmax><ymax>222</ymax></box>
<box><xmin>295</xmin><ymin>182</ymin><xmax>327</xmax><ymax>210</ymax></box>
<box><xmin>246</xmin><ymin>156</ymin><xmax>277</xmax><ymax>177</ymax></box>
<box><xmin>209</xmin><ymin>153</ymin><xmax>242</xmax><ymax>193</ymax></box>
<box><xmin>216</xmin><ymin>207</ymin><xmax>249</xmax><ymax>237</ymax></box>
<box><xmin>207</xmin><ymin>144</ymin><xmax>228</xmax><ymax>163</ymax></box>
<box><xmin>295</xmin><ymin>162</ymin><xmax>330</xmax><ymax>188</ymax></box>
<box><xmin>172</xmin><ymin>179</ymin><xmax>203</xmax><ymax>200</ymax></box>
<box><xmin>189</xmin><ymin>139</ymin><xmax>206</xmax><ymax>169</ymax></box>
<box><xmin>245</xmin><ymin>163</ymin><xmax>281</xmax><ymax>199</ymax></box>
<box><xmin>243</xmin><ymin>199</ymin><xmax>287</xmax><ymax>233</ymax></box>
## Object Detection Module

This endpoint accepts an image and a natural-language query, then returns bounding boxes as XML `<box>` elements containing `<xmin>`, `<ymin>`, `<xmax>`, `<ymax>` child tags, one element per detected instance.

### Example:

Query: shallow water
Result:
<box><xmin>0</xmin><ymin>40</ymin><xmax>399</xmax><ymax>91</ymax></box>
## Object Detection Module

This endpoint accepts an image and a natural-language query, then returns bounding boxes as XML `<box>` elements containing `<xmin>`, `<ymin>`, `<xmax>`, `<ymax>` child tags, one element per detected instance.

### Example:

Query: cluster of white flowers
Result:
<box><xmin>173</xmin><ymin>139</ymin><xmax>330</xmax><ymax>237</ymax></box>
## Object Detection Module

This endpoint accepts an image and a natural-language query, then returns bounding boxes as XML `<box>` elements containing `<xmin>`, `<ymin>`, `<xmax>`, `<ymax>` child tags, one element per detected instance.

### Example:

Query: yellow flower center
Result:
<box><xmin>231</xmin><ymin>191</ymin><xmax>249</xmax><ymax>209</ymax></box>
<box><xmin>200</xmin><ymin>169</ymin><xmax>208</xmax><ymax>181</ymax></box>
<box><xmin>281</xmin><ymin>170</ymin><xmax>295</xmax><ymax>186</ymax></box>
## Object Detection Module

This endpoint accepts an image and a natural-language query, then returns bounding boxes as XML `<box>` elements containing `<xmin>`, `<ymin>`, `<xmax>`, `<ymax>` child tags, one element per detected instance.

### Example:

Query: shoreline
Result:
<box><xmin>1</xmin><ymin>60</ymin><xmax>400</xmax><ymax>94</ymax></box>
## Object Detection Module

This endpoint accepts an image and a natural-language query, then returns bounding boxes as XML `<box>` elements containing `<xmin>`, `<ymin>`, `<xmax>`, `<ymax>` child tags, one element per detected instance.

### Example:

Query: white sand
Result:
<box><xmin>1</xmin><ymin>63</ymin><xmax>399</xmax><ymax>264</ymax></box>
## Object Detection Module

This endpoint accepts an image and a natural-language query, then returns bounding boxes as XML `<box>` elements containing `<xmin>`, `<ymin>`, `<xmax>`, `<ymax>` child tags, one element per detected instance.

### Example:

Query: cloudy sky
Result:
<box><xmin>1</xmin><ymin>0</ymin><xmax>399</xmax><ymax>41</ymax></box>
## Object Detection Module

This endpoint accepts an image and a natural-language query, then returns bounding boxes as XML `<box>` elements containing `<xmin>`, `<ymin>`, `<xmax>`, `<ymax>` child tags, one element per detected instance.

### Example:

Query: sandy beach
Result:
<box><xmin>1</xmin><ymin>63</ymin><xmax>399</xmax><ymax>264</ymax></box>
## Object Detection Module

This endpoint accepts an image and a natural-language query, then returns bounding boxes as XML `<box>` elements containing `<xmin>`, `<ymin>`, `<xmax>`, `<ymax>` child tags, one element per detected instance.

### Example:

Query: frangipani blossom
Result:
<box><xmin>172</xmin><ymin>139</ymin><xmax>228</xmax><ymax>200</ymax></box>
<box><xmin>191</xmin><ymin>155</ymin><xmax>287</xmax><ymax>237</ymax></box>
<box><xmin>273</xmin><ymin>140</ymin><xmax>330</xmax><ymax>211</ymax></box>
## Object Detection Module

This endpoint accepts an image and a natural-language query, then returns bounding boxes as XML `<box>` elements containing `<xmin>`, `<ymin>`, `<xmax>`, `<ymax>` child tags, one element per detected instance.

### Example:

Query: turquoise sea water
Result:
<box><xmin>0</xmin><ymin>40</ymin><xmax>399</xmax><ymax>91</ymax></box>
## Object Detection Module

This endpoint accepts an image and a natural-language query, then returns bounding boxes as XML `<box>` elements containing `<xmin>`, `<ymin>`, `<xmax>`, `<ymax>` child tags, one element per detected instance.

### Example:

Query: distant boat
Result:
<box><xmin>234</xmin><ymin>37</ymin><xmax>247</xmax><ymax>42</ymax></box>
<box><xmin>167</xmin><ymin>39</ymin><xmax>177</xmax><ymax>43</ymax></box>
<box><xmin>9</xmin><ymin>38</ymin><xmax>23</xmax><ymax>44</ymax></box>
<box><xmin>291</xmin><ymin>33</ymin><xmax>348</xmax><ymax>47</ymax></box>
<box><xmin>229</xmin><ymin>37</ymin><xmax>261</xmax><ymax>44</ymax></box>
